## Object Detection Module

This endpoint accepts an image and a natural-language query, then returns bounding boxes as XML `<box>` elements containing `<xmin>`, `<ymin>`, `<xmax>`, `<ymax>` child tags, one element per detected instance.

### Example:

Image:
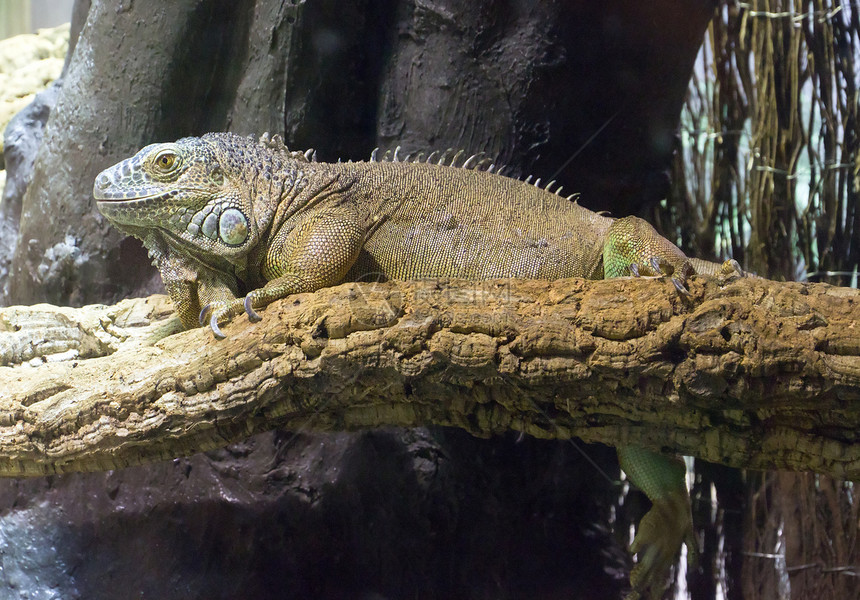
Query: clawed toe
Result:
<box><xmin>198</xmin><ymin>297</ymin><xmax>264</xmax><ymax>339</ymax></box>
<box><xmin>671</xmin><ymin>277</ymin><xmax>691</xmax><ymax>296</ymax></box>
<box><xmin>719</xmin><ymin>258</ymin><xmax>754</xmax><ymax>283</ymax></box>
<box><xmin>210</xmin><ymin>313</ymin><xmax>227</xmax><ymax>340</ymax></box>
<box><xmin>198</xmin><ymin>301</ymin><xmax>236</xmax><ymax>339</ymax></box>
<box><xmin>199</xmin><ymin>304</ymin><xmax>214</xmax><ymax>326</ymax></box>
<box><xmin>244</xmin><ymin>295</ymin><xmax>262</xmax><ymax>322</ymax></box>
<box><xmin>629</xmin><ymin>258</ymin><xmax>690</xmax><ymax>299</ymax></box>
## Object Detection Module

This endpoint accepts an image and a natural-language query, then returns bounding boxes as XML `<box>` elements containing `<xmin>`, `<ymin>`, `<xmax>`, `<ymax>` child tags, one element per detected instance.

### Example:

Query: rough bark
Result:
<box><xmin>2</xmin><ymin>275</ymin><xmax>858</xmax><ymax>479</ymax></box>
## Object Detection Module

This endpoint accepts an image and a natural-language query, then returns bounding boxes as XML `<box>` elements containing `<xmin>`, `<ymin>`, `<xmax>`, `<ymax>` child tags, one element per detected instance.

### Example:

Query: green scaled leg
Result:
<box><xmin>602</xmin><ymin>216</ymin><xmax>694</xmax><ymax>283</ymax></box>
<box><xmin>601</xmin><ymin>216</ymin><xmax>701</xmax><ymax>598</ymax></box>
<box><xmin>617</xmin><ymin>446</ymin><xmax>698</xmax><ymax>600</ymax></box>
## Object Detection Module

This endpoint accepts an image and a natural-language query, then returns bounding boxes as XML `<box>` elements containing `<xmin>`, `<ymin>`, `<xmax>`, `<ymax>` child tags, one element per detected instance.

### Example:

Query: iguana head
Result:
<box><xmin>94</xmin><ymin>134</ymin><xmax>273</xmax><ymax>260</ymax></box>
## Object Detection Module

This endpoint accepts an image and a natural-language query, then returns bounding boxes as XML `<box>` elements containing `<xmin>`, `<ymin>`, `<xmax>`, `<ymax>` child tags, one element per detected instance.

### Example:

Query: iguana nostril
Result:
<box><xmin>95</xmin><ymin>173</ymin><xmax>111</xmax><ymax>190</ymax></box>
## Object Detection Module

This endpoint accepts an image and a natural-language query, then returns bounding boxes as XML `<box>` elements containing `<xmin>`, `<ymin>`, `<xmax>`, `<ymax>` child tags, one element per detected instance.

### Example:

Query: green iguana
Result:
<box><xmin>94</xmin><ymin>132</ymin><xmax>744</xmax><ymax>600</ymax></box>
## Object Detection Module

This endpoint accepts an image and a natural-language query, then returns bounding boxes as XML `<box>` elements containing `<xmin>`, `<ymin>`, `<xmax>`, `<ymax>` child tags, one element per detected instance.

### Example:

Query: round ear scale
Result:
<box><xmin>218</xmin><ymin>208</ymin><xmax>249</xmax><ymax>246</ymax></box>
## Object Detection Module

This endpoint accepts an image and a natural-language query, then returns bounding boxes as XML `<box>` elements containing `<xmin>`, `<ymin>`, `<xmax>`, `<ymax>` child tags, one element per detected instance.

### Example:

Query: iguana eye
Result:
<box><xmin>154</xmin><ymin>151</ymin><xmax>179</xmax><ymax>172</ymax></box>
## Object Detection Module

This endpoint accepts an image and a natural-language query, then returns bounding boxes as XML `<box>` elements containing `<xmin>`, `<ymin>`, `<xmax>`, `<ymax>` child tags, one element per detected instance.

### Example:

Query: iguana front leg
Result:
<box><xmin>142</xmin><ymin>234</ymin><xmax>238</xmax><ymax>331</ymax></box>
<box><xmin>606</xmin><ymin>217</ymin><xmax>749</xmax><ymax>284</ymax></box>
<box><xmin>155</xmin><ymin>252</ymin><xmax>238</xmax><ymax>332</ymax></box>
<box><xmin>201</xmin><ymin>210</ymin><xmax>366</xmax><ymax>338</ymax></box>
<box><xmin>602</xmin><ymin>216</ymin><xmax>699</xmax><ymax>599</ymax></box>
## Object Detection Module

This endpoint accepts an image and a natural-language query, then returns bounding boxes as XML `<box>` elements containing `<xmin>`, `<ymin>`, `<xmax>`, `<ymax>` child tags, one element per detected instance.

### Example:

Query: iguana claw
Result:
<box><xmin>199</xmin><ymin>298</ymin><xmax>261</xmax><ymax>338</ymax></box>
<box><xmin>209</xmin><ymin>313</ymin><xmax>226</xmax><ymax>340</ymax></box>
<box><xmin>671</xmin><ymin>277</ymin><xmax>691</xmax><ymax>297</ymax></box>
<box><xmin>719</xmin><ymin>258</ymin><xmax>753</xmax><ymax>283</ymax></box>
<box><xmin>244</xmin><ymin>296</ymin><xmax>262</xmax><ymax>322</ymax></box>
<box><xmin>199</xmin><ymin>304</ymin><xmax>214</xmax><ymax>327</ymax></box>
<box><xmin>200</xmin><ymin>303</ymin><xmax>228</xmax><ymax>338</ymax></box>
<box><xmin>629</xmin><ymin>258</ymin><xmax>691</xmax><ymax>297</ymax></box>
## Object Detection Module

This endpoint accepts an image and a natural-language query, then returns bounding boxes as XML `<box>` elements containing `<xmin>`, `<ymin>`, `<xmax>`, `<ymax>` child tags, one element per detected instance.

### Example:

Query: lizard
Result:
<box><xmin>94</xmin><ymin>131</ymin><xmax>745</xmax><ymax>600</ymax></box>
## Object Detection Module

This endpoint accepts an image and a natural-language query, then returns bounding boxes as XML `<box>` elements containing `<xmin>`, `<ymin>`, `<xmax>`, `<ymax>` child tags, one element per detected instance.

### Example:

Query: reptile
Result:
<box><xmin>94</xmin><ymin>131</ymin><xmax>745</xmax><ymax>599</ymax></box>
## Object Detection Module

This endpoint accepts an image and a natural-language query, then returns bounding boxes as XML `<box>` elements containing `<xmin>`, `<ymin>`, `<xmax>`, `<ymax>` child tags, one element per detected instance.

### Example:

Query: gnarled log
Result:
<box><xmin>1</xmin><ymin>275</ymin><xmax>858</xmax><ymax>478</ymax></box>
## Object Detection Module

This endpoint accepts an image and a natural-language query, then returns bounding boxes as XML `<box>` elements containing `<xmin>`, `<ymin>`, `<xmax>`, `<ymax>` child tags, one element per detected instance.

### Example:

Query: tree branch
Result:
<box><xmin>1</xmin><ymin>276</ymin><xmax>859</xmax><ymax>478</ymax></box>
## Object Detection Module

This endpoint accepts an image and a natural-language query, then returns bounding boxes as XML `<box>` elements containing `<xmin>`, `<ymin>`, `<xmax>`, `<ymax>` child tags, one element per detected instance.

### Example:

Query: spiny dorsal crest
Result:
<box><xmin>522</xmin><ymin>174</ymin><xmax>580</xmax><ymax>201</ymax></box>
<box><xmin>370</xmin><ymin>145</ymin><xmax>579</xmax><ymax>202</ymax></box>
<box><xmin>257</xmin><ymin>132</ymin><xmax>317</xmax><ymax>163</ymax></box>
<box><xmin>370</xmin><ymin>146</ymin><xmax>511</xmax><ymax>176</ymax></box>
<box><xmin>252</xmin><ymin>135</ymin><xmax>581</xmax><ymax>203</ymax></box>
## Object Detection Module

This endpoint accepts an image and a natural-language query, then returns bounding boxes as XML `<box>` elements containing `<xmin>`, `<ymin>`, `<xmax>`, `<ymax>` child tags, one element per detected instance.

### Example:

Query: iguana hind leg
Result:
<box><xmin>603</xmin><ymin>216</ymin><xmax>694</xmax><ymax>284</ymax></box>
<box><xmin>601</xmin><ymin>217</ymin><xmax>701</xmax><ymax>598</ymax></box>
<box><xmin>617</xmin><ymin>446</ymin><xmax>698</xmax><ymax>600</ymax></box>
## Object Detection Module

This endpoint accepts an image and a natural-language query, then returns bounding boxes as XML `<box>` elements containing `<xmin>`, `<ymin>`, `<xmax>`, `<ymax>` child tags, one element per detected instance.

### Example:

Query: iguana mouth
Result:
<box><xmin>94</xmin><ymin>184</ymin><xmax>182</xmax><ymax>228</ymax></box>
<box><xmin>93</xmin><ymin>152</ymin><xmax>182</xmax><ymax>202</ymax></box>
<box><xmin>93</xmin><ymin>190</ymin><xmax>173</xmax><ymax>203</ymax></box>
<box><xmin>92</xmin><ymin>167</ymin><xmax>164</xmax><ymax>202</ymax></box>
<box><xmin>93</xmin><ymin>168</ymin><xmax>208</xmax><ymax>204</ymax></box>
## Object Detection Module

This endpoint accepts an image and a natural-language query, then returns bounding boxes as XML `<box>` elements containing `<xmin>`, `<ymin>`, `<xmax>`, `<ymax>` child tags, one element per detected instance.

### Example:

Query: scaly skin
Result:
<box><xmin>94</xmin><ymin>132</ymin><xmax>743</xmax><ymax>599</ymax></box>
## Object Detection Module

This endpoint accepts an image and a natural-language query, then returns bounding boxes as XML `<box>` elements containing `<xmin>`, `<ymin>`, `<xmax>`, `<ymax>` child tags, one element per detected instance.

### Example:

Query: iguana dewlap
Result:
<box><xmin>95</xmin><ymin>131</ymin><xmax>736</xmax><ymax>599</ymax></box>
